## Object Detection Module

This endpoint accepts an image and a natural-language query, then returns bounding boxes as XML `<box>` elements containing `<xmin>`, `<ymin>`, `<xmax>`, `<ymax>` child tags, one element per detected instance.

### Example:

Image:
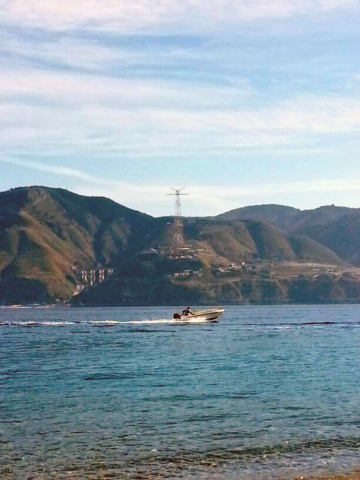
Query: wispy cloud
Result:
<box><xmin>1</xmin><ymin>66</ymin><xmax>360</xmax><ymax>160</ymax></box>
<box><xmin>0</xmin><ymin>157</ymin><xmax>117</xmax><ymax>184</ymax></box>
<box><xmin>0</xmin><ymin>0</ymin><xmax>358</xmax><ymax>32</ymax></box>
<box><xmin>0</xmin><ymin>67</ymin><xmax>251</xmax><ymax>110</ymax></box>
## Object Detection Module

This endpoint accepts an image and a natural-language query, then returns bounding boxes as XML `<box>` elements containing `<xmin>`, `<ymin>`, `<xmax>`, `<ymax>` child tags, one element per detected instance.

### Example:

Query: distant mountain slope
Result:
<box><xmin>297</xmin><ymin>212</ymin><xmax>360</xmax><ymax>266</ymax></box>
<box><xmin>0</xmin><ymin>186</ymin><xmax>156</xmax><ymax>302</ymax></box>
<box><xmin>215</xmin><ymin>204</ymin><xmax>300</xmax><ymax>230</ymax></box>
<box><xmin>74</xmin><ymin>219</ymin><xmax>345</xmax><ymax>306</ymax></box>
<box><xmin>215</xmin><ymin>204</ymin><xmax>358</xmax><ymax>232</ymax></box>
<box><xmin>0</xmin><ymin>187</ymin><xmax>351</xmax><ymax>304</ymax></box>
<box><xmin>289</xmin><ymin>205</ymin><xmax>358</xmax><ymax>232</ymax></box>
<box><xmin>186</xmin><ymin>219</ymin><xmax>344</xmax><ymax>265</ymax></box>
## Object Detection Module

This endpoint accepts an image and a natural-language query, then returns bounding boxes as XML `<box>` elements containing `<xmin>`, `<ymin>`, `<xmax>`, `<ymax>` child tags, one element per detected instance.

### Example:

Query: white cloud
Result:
<box><xmin>1</xmin><ymin>66</ymin><xmax>360</xmax><ymax>159</ymax></box>
<box><xmin>0</xmin><ymin>0</ymin><xmax>358</xmax><ymax>32</ymax></box>
<box><xmin>0</xmin><ymin>68</ymin><xmax>248</xmax><ymax>109</ymax></box>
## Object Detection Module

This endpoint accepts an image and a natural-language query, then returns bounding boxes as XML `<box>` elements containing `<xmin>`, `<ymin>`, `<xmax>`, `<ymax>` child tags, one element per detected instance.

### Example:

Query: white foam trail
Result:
<box><xmin>87</xmin><ymin>319</ymin><xmax>176</xmax><ymax>324</ymax></box>
<box><xmin>40</xmin><ymin>322</ymin><xmax>75</xmax><ymax>325</ymax></box>
<box><xmin>118</xmin><ymin>318</ymin><xmax>211</xmax><ymax>324</ymax></box>
<box><xmin>11</xmin><ymin>321</ymin><xmax>75</xmax><ymax>326</ymax></box>
<box><xmin>89</xmin><ymin>320</ymin><xmax>120</xmax><ymax>324</ymax></box>
<box><xmin>15</xmin><ymin>322</ymin><xmax>39</xmax><ymax>325</ymax></box>
<box><xmin>2</xmin><ymin>318</ymin><xmax>213</xmax><ymax>327</ymax></box>
<box><xmin>122</xmin><ymin>319</ymin><xmax>175</xmax><ymax>324</ymax></box>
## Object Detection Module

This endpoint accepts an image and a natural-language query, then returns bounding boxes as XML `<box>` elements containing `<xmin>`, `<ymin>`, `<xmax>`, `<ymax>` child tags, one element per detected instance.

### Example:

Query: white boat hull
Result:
<box><xmin>173</xmin><ymin>308</ymin><xmax>225</xmax><ymax>322</ymax></box>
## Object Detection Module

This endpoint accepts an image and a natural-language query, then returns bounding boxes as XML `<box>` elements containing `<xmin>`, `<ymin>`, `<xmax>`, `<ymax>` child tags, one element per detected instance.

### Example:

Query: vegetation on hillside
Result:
<box><xmin>0</xmin><ymin>186</ymin><xmax>360</xmax><ymax>305</ymax></box>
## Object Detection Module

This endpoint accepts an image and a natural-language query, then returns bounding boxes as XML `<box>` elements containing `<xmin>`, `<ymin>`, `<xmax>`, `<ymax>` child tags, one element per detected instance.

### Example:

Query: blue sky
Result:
<box><xmin>1</xmin><ymin>0</ymin><xmax>360</xmax><ymax>216</ymax></box>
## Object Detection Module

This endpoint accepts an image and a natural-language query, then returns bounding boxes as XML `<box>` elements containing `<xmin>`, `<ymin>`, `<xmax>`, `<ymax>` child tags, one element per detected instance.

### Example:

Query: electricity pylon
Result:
<box><xmin>167</xmin><ymin>187</ymin><xmax>188</xmax><ymax>248</ymax></box>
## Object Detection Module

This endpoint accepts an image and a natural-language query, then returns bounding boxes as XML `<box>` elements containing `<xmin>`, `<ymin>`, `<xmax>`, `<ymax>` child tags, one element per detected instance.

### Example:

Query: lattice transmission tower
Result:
<box><xmin>167</xmin><ymin>187</ymin><xmax>188</xmax><ymax>247</ymax></box>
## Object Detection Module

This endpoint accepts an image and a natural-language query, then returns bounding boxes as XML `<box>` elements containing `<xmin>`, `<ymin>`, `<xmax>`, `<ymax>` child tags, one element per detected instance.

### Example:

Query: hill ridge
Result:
<box><xmin>0</xmin><ymin>186</ymin><xmax>358</xmax><ymax>305</ymax></box>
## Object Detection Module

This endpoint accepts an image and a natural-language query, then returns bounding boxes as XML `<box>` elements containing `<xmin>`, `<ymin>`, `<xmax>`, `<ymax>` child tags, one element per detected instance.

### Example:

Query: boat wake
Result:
<box><xmin>0</xmin><ymin>318</ymin><xmax>214</xmax><ymax>327</ymax></box>
<box><xmin>111</xmin><ymin>319</ymin><xmax>175</xmax><ymax>325</ymax></box>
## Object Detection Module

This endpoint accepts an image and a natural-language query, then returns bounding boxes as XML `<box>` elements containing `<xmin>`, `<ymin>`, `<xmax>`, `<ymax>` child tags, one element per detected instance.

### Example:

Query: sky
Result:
<box><xmin>1</xmin><ymin>1</ymin><xmax>360</xmax><ymax>217</ymax></box>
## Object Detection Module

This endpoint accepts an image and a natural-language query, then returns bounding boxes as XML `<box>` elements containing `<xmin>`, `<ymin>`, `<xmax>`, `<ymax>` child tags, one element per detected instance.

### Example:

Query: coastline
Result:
<box><xmin>3</xmin><ymin>299</ymin><xmax>360</xmax><ymax>308</ymax></box>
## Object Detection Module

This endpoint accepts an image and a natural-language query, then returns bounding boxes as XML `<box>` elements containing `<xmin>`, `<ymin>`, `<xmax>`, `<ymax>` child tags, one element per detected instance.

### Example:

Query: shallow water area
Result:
<box><xmin>1</xmin><ymin>305</ymin><xmax>360</xmax><ymax>479</ymax></box>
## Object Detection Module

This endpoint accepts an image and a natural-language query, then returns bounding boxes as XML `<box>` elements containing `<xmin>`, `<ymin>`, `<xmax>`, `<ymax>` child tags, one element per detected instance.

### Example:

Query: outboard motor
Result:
<box><xmin>173</xmin><ymin>313</ymin><xmax>180</xmax><ymax>320</ymax></box>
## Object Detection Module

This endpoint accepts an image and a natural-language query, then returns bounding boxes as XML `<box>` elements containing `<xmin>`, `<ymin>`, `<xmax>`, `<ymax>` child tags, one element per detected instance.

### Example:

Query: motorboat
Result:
<box><xmin>173</xmin><ymin>307</ymin><xmax>225</xmax><ymax>322</ymax></box>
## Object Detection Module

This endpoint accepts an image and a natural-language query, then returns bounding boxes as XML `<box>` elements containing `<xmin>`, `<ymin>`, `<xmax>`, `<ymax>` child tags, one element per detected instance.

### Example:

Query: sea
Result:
<box><xmin>1</xmin><ymin>305</ymin><xmax>360</xmax><ymax>479</ymax></box>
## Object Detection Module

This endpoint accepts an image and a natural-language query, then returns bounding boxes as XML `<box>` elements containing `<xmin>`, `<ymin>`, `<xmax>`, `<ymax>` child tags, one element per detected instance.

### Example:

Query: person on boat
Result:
<box><xmin>182</xmin><ymin>306</ymin><xmax>193</xmax><ymax>316</ymax></box>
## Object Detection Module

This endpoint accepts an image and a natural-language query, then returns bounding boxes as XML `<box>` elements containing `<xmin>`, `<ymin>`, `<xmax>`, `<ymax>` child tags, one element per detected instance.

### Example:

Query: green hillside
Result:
<box><xmin>215</xmin><ymin>204</ymin><xmax>300</xmax><ymax>229</ymax></box>
<box><xmin>215</xmin><ymin>204</ymin><xmax>357</xmax><ymax>232</ymax></box>
<box><xmin>185</xmin><ymin>219</ymin><xmax>343</xmax><ymax>264</ymax></box>
<box><xmin>0</xmin><ymin>186</ymin><xmax>357</xmax><ymax>305</ymax></box>
<box><xmin>297</xmin><ymin>212</ymin><xmax>360</xmax><ymax>266</ymax></box>
<box><xmin>74</xmin><ymin>219</ymin><xmax>346</xmax><ymax>306</ymax></box>
<box><xmin>0</xmin><ymin>186</ymin><xmax>157</xmax><ymax>303</ymax></box>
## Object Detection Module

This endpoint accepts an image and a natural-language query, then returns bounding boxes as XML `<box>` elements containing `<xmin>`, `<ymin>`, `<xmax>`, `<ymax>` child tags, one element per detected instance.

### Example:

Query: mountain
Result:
<box><xmin>296</xmin><ymin>212</ymin><xmax>360</xmax><ymax>266</ymax></box>
<box><xmin>215</xmin><ymin>204</ymin><xmax>300</xmax><ymax>230</ymax></box>
<box><xmin>288</xmin><ymin>205</ymin><xmax>358</xmax><ymax>232</ymax></box>
<box><xmin>0</xmin><ymin>186</ymin><xmax>357</xmax><ymax>305</ymax></box>
<box><xmin>215</xmin><ymin>203</ymin><xmax>360</xmax><ymax>266</ymax></box>
<box><xmin>74</xmin><ymin>218</ymin><xmax>346</xmax><ymax>306</ymax></box>
<box><xmin>184</xmin><ymin>219</ymin><xmax>343</xmax><ymax>265</ymax></box>
<box><xmin>215</xmin><ymin>204</ymin><xmax>358</xmax><ymax>232</ymax></box>
<box><xmin>0</xmin><ymin>186</ymin><xmax>157</xmax><ymax>303</ymax></box>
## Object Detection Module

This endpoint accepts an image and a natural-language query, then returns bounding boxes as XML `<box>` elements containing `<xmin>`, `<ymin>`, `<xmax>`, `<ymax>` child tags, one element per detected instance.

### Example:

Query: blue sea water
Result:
<box><xmin>1</xmin><ymin>305</ymin><xmax>360</xmax><ymax>479</ymax></box>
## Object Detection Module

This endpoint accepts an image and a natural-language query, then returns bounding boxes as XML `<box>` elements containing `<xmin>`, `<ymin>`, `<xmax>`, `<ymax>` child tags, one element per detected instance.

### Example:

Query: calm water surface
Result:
<box><xmin>1</xmin><ymin>305</ymin><xmax>360</xmax><ymax>479</ymax></box>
